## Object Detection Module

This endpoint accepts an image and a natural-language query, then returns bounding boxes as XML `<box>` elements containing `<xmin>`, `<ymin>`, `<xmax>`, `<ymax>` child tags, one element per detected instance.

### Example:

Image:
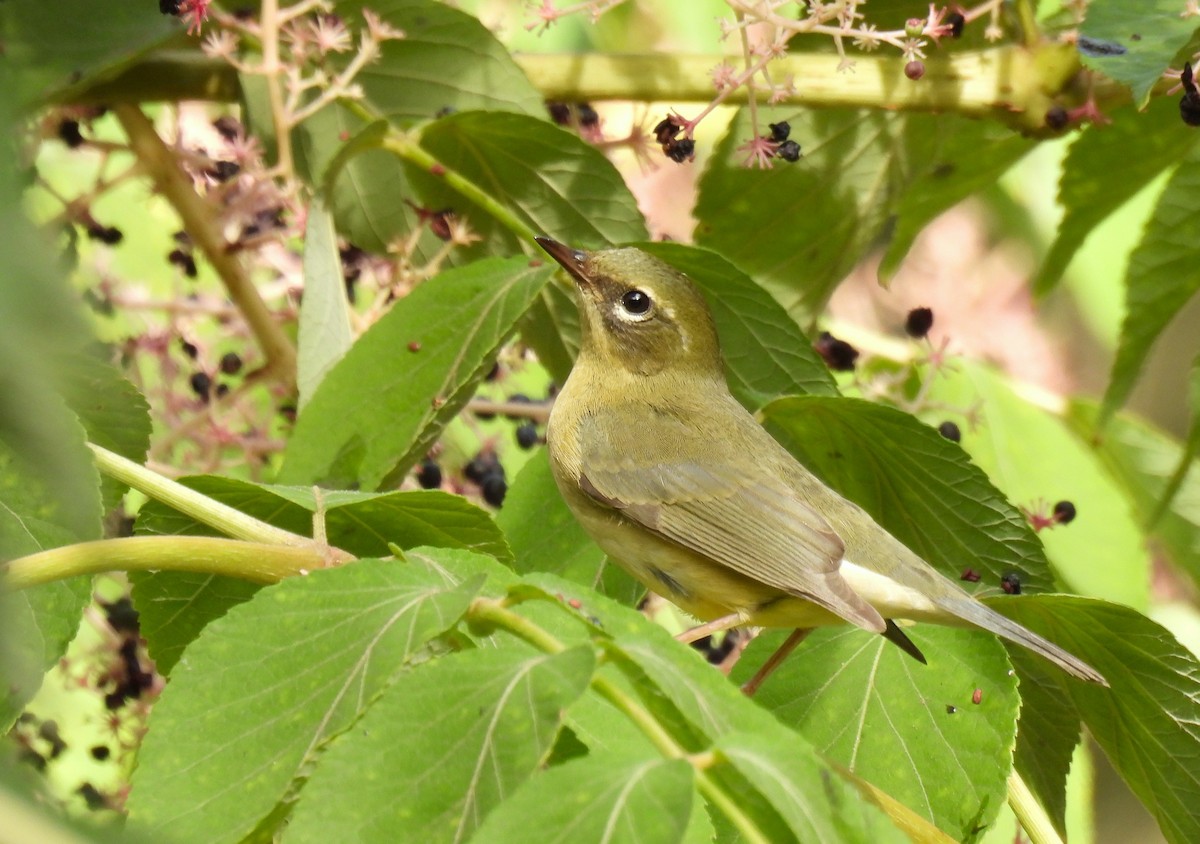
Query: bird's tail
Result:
<box><xmin>938</xmin><ymin>596</ymin><xmax>1107</xmax><ymax>685</ymax></box>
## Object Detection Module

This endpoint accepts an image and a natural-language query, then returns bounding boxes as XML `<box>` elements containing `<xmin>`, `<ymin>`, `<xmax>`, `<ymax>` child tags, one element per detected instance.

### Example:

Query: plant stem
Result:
<box><xmin>113</xmin><ymin>103</ymin><xmax>298</xmax><ymax>386</ymax></box>
<box><xmin>260</xmin><ymin>0</ymin><xmax>294</xmax><ymax>178</ymax></box>
<box><xmin>468</xmin><ymin>598</ymin><xmax>770</xmax><ymax>844</ymax></box>
<box><xmin>1008</xmin><ymin>769</ymin><xmax>1064</xmax><ymax>844</ymax></box>
<box><xmin>3</xmin><ymin>536</ymin><xmax>326</xmax><ymax>590</ymax></box>
<box><xmin>375</xmin><ymin>127</ymin><xmax>538</xmax><ymax>245</ymax></box>
<box><xmin>89</xmin><ymin>443</ymin><xmax>312</xmax><ymax>549</ymax></box>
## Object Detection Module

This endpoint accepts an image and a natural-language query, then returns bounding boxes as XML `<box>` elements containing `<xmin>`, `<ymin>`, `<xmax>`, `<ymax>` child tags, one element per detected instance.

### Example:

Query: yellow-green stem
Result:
<box><xmin>1008</xmin><ymin>770</ymin><xmax>1065</xmax><ymax>844</ymax></box>
<box><xmin>3</xmin><ymin>536</ymin><xmax>325</xmax><ymax>590</ymax></box>
<box><xmin>89</xmin><ymin>443</ymin><xmax>312</xmax><ymax>548</ymax></box>
<box><xmin>467</xmin><ymin>598</ymin><xmax>770</xmax><ymax>844</ymax></box>
<box><xmin>113</xmin><ymin>104</ymin><xmax>297</xmax><ymax>385</ymax></box>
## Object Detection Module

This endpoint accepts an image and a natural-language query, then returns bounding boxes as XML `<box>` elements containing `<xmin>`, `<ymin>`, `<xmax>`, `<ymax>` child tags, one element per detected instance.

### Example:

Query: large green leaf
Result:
<box><xmin>1008</xmin><ymin>649</ymin><xmax>1083</xmax><ymax>838</ymax></box>
<box><xmin>285</xmin><ymin>645</ymin><xmax>595</xmax><ymax>844</ymax></box>
<box><xmin>133</xmin><ymin>476</ymin><xmax>512</xmax><ymax>673</ymax></box>
<box><xmin>695</xmin><ymin>108</ymin><xmax>1028</xmax><ymax>315</ymax></box>
<box><xmin>497</xmin><ymin>450</ymin><xmax>641</xmax><ymax>604</ymax></box>
<box><xmin>761</xmin><ymin>396</ymin><xmax>1056</xmax><ymax>590</ymax></box>
<box><xmin>126</xmin><ymin>558</ymin><xmax>482</xmax><ymax>844</ymax></box>
<box><xmin>411</xmin><ymin>110</ymin><xmax>649</xmax><ymax>252</ymax></box>
<box><xmin>520</xmin><ymin>573</ymin><xmax>909</xmax><ymax>844</ymax></box>
<box><xmin>3</xmin><ymin>0</ymin><xmax>179</xmax><ymax>106</ymax></box>
<box><xmin>928</xmin><ymin>364</ymin><xmax>1148</xmax><ymax>607</ymax></box>
<box><xmin>1034</xmin><ymin>99</ymin><xmax>1195</xmax><ymax>296</ymax></box>
<box><xmin>298</xmin><ymin>198</ymin><xmax>353</xmax><ymax>410</ymax></box>
<box><xmin>280</xmin><ymin>257</ymin><xmax>553</xmax><ymax>488</ymax></box>
<box><xmin>879</xmin><ymin>118</ymin><xmax>1033</xmax><ymax>281</ymax></box>
<box><xmin>334</xmin><ymin>0</ymin><xmax>544</xmax><ymax>124</ymax></box>
<box><xmin>1066</xmin><ymin>400</ymin><xmax>1200</xmax><ymax>594</ymax></box>
<box><xmin>470</xmin><ymin>753</ymin><xmax>694</xmax><ymax>844</ymax></box>
<box><xmin>1079</xmin><ymin>1</ymin><xmax>1199</xmax><ymax>105</ymax></box>
<box><xmin>997</xmin><ymin>596</ymin><xmax>1200</xmax><ymax>844</ymax></box>
<box><xmin>635</xmin><ymin>242</ymin><xmax>836</xmax><ymax>408</ymax></box>
<box><xmin>733</xmin><ymin>626</ymin><xmax>1019</xmax><ymax>841</ymax></box>
<box><xmin>1105</xmin><ymin>143</ymin><xmax>1200</xmax><ymax>420</ymax></box>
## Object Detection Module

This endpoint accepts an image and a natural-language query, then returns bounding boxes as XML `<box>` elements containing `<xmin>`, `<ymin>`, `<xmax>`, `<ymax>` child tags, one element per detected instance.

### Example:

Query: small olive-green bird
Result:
<box><xmin>537</xmin><ymin>237</ymin><xmax>1105</xmax><ymax>685</ymax></box>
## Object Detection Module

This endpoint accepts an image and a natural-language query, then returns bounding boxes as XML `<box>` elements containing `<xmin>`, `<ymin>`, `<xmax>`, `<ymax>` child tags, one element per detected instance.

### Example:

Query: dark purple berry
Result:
<box><xmin>207</xmin><ymin>160</ymin><xmax>240</xmax><ymax>182</ymax></box>
<box><xmin>547</xmin><ymin>102</ymin><xmax>571</xmax><ymax>125</ymax></box>
<box><xmin>481</xmin><ymin>473</ymin><xmax>507</xmax><ymax>507</ymax></box>
<box><xmin>1000</xmin><ymin>573</ymin><xmax>1022</xmax><ymax>595</ymax></box>
<box><xmin>1053</xmin><ymin>500</ymin><xmax>1077</xmax><ymax>524</ymax></box>
<box><xmin>946</xmin><ymin>11</ymin><xmax>965</xmax><ymax>37</ymax></box>
<box><xmin>777</xmin><ymin>140</ymin><xmax>801</xmax><ymax>162</ymax></box>
<box><xmin>768</xmin><ymin>121</ymin><xmax>791</xmax><ymax>143</ymax></box>
<box><xmin>1045</xmin><ymin>106</ymin><xmax>1069</xmax><ymax>131</ymax></box>
<box><xmin>219</xmin><ymin>351</ymin><xmax>243</xmax><ymax>375</ymax></box>
<box><xmin>664</xmin><ymin>138</ymin><xmax>695</xmax><ymax>163</ymax></box>
<box><xmin>102</xmin><ymin>597</ymin><xmax>139</xmax><ymax>636</ymax></box>
<box><xmin>189</xmin><ymin>371</ymin><xmax>212</xmax><ymax>401</ymax></box>
<box><xmin>960</xmin><ymin>568</ymin><xmax>981</xmax><ymax>583</ymax></box>
<box><xmin>905</xmin><ymin>60</ymin><xmax>925</xmax><ymax>80</ymax></box>
<box><xmin>464</xmin><ymin>452</ymin><xmax>502</xmax><ymax>484</ymax></box>
<box><xmin>416</xmin><ymin>459</ymin><xmax>442</xmax><ymax>489</ymax></box>
<box><xmin>577</xmin><ymin>103</ymin><xmax>599</xmax><ymax>127</ymax></box>
<box><xmin>91</xmin><ymin>745</ymin><xmax>111</xmax><ymax>761</ymax></box>
<box><xmin>180</xmin><ymin>339</ymin><xmax>199</xmax><ymax>359</ymax></box>
<box><xmin>938</xmin><ymin>421</ymin><xmax>961</xmax><ymax>442</ymax></box>
<box><xmin>905</xmin><ymin>307</ymin><xmax>934</xmax><ymax>338</ymax></box>
<box><xmin>215</xmin><ymin>383</ymin><xmax>230</xmax><ymax>398</ymax></box>
<box><xmin>58</xmin><ymin>119</ymin><xmax>84</xmax><ymax>148</ymax></box>
<box><xmin>77</xmin><ymin>783</ymin><xmax>107</xmax><ymax>811</ymax></box>
<box><xmin>814</xmin><ymin>331</ymin><xmax>859</xmax><ymax>371</ymax></box>
<box><xmin>516</xmin><ymin>422</ymin><xmax>538</xmax><ymax>450</ymax></box>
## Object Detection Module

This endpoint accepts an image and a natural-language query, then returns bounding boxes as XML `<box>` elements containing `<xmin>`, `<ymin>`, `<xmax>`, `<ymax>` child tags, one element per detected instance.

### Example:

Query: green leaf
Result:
<box><xmin>879</xmin><ymin>119</ymin><xmax>1033</xmax><ymax>281</ymax></box>
<box><xmin>296</xmin><ymin>104</ymin><xmax>425</xmax><ymax>254</ymax></box>
<box><xmin>334</xmin><ymin>0</ymin><xmax>544</xmax><ymax>125</ymax></box>
<box><xmin>695</xmin><ymin>107</ymin><xmax>893</xmax><ymax>315</ymax></box>
<box><xmin>286</xmin><ymin>645</ymin><xmax>595</xmax><ymax>844</ymax></box>
<box><xmin>129</xmin><ymin>572</ymin><xmax>262</xmax><ymax>678</ymax></box>
<box><xmin>512</xmin><ymin>574</ymin><xmax>910</xmax><ymax>843</ymax></box>
<box><xmin>0</xmin><ymin>578</ymin><xmax>92</xmax><ymax>730</ymax></box>
<box><xmin>1065</xmin><ymin>400</ymin><xmax>1200</xmax><ymax>594</ymax></box>
<box><xmin>3</xmin><ymin>0</ymin><xmax>179</xmax><ymax>106</ymax></box>
<box><xmin>996</xmin><ymin>596</ymin><xmax>1200</xmax><ymax>844</ymax></box>
<box><xmin>519</xmin><ymin>283</ymin><xmax>582</xmax><ymax>385</ymax></box>
<box><xmin>695</xmin><ymin>109</ymin><xmax>1024</xmax><ymax>315</ymax></box>
<box><xmin>1034</xmin><ymin>100</ymin><xmax>1195</xmax><ymax>296</ymax></box>
<box><xmin>1105</xmin><ymin>135</ymin><xmax>1200</xmax><ymax>420</ymax></box>
<box><xmin>714</xmin><ymin>731</ymin><xmax>912</xmax><ymax>844</ymax></box>
<box><xmin>56</xmin><ymin>352</ymin><xmax>152</xmax><ymax>511</ymax></box>
<box><xmin>497</xmin><ymin>450</ymin><xmax>641</xmax><ymax>603</ymax></box>
<box><xmin>760</xmin><ymin>396</ymin><xmax>1056</xmax><ymax>590</ymax></box>
<box><xmin>298</xmin><ymin>198</ymin><xmax>354</xmax><ymax>411</ymax></box>
<box><xmin>412</xmin><ymin>110</ymin><xmax>649</xmax><ymax>251</ymax></box>
<box><xmin>132</xmin><ymin>476</ymin><xmax>511</xmax><ymax>672</ymax></box>
<box><xmin>470</xmin><ymin>753</ymin><xmax>694</xmax><ymax>844</ymax></box>
<box><xmin>1008</xmin><ymin>649</ymin><xmax>1083</xmax><ymax>838</ymax></box>
<box><xmin>280</xmin><ymin>257</ymin><xmax>553</xmax><ymax>488</ymax></box>
<box><xmin>732</xmin><ymin>626</ymin><xmax>1019</xmax><ymax>841</ymax></box>
<box><xmin>126</xmin><ymin>558</ymin><xmax>482</xmax><ymax>844</ymax></box>
<box><xmin>1079</xmin><ymin>2</ymin><xmax>1199</xmax><ymax>105</ymax></box>
<box><xmin>635</xmin><ymin>242</ymin><xmax>837</xmax><ymax>408</ymax></box>
<box><xmin>927</xmin><ymin>364</ymin><xmax>1149</xmax><ymax>607</ymax></box>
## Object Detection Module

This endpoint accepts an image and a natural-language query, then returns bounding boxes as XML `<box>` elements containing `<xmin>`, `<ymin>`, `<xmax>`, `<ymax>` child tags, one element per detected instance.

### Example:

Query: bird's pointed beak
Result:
<box><xmin>535</xmin><ymin>236</ymin><xmax>594</xmax><ymax>288</ymax></box>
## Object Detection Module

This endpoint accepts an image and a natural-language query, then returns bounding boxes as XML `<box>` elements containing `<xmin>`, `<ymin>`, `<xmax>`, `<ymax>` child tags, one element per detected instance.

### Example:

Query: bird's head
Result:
<box><xmin>535</xmin><ymin>237</ymin><xmax>722</xmax><ymax>379</ymax></box>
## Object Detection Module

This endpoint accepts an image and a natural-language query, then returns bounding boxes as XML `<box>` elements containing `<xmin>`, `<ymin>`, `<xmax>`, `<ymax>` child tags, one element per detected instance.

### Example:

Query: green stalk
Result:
<box><xmin>1008</xmin><ymin>770</ymin><xmax>1065</xmax><ymax>844</ymax></box>
<box><xmin>3</xmin><ymin>536</ymin><xmax>325</xmax><ymax>590</ymax></box>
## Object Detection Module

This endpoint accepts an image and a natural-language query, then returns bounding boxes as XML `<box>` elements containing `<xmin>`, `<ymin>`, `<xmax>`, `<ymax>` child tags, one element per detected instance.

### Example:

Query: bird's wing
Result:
<box><xmin>577</xmin><ymin>409</ymin><xmax>885</xmax><ymax>634</ymax></box>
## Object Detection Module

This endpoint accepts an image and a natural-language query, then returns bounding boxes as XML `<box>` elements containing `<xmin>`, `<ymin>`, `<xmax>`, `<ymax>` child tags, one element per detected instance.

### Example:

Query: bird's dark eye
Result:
<box><xmin>621</xmin><ymin>289</ymin><xmax>652</xmax><ymax>315</ymax></box>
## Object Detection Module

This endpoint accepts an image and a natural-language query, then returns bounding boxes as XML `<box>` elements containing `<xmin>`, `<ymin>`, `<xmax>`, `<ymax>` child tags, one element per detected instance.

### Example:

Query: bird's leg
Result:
<box><xmin>675</xmin><ymin>612</ymin><xmax>743</xmax><ymax>644</ymax></box>
<box><xmin>741</xmin><ymin>627</ymin><xmax>813</xmax><ymax>697</ymax></box>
